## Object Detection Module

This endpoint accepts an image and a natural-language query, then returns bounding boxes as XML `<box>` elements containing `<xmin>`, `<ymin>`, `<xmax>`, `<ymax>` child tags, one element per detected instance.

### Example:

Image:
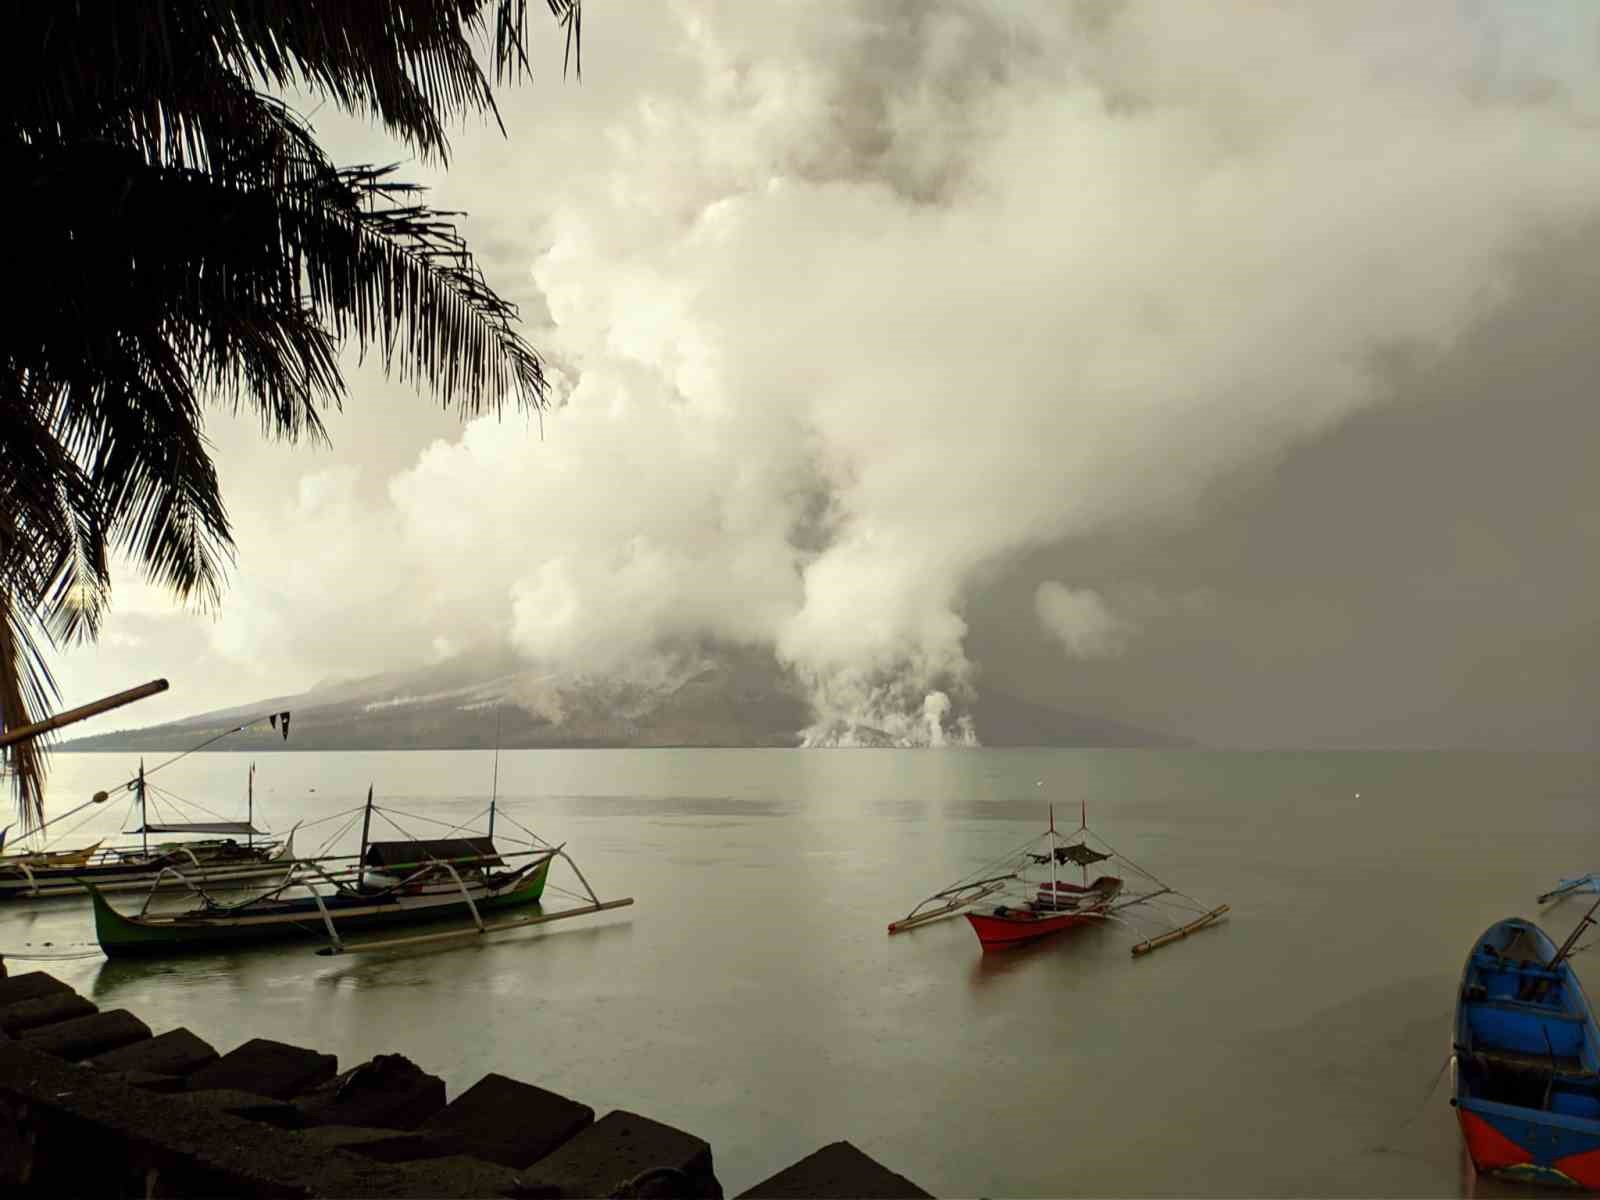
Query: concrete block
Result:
<box><xmin>0</xmin><ymin>969</ymin><xmax>70</xmax><ymax>1006</ymax></box>
<box><xmin>300</xmin><ymin>1124</ymin><xmax>462</xmax><ymax>1164</ymax></box>
<box><xmin>111</xmin><ymin>1069</ymin><xmax>188</xmax><ymax>1093</ymax></box>
<box><xmin>514</xmin><ymin>1110</ymin><xmax>723</xmax><ymax>1200</ymax></box>
<box><xmin>295</xmin><ymin>1052</ymin><xmax>446</xmax><ymax>1130</ymax></box>
<box><xmin>736</xmin><ymin>1141</ymin><xmax>934</xmax><ymax>1199</ymax></box>
<box><xmin>0</xmin><ymin>990</ymin><xmax>96</xmax><ymax>1035</ymax></box>
<box><xmin>186</xmin><ymin>1035</ymin><xmax>336</xmax><ymax>1099</ymax></box>
<box><xmin>421</xmin><ymin>1072</ymin><xmax>593</xmax><ymax>1169</ymax></box>
<box><xmin>181</xmin><ymin>1087</ymin><xmax>307</xmax><ymax>1129</ymax></box>
<box><xmin>89</xmin><ymin>1026</ymin><xmax>218</xmax><ymax>1077</ymax></box>
<box><xmin>360</xmin><ymin>1153</ymin><xmax>522</xmax><ymax>1199</ymax></box>
<box><xmin>20</xmin><ymin>1009</ymin><xmax>150</xmax><ymax>1060</ymax></box>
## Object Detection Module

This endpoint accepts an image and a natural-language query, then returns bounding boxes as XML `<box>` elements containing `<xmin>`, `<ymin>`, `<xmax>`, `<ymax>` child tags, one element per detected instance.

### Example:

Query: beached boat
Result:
<box><xmin>889</xmin><ymin>801</ymin><xmax>1227</xmax><ymax>957</ymax></box>
<box><xmin>90</xmin><ymin>785</ymin><xmax>631</xmax><ymax>958</ymax></box>
<box><xmin>1452</xmin><ymin>904</ymin><xmax>1600</xmax><ymax>1189</ymax></box>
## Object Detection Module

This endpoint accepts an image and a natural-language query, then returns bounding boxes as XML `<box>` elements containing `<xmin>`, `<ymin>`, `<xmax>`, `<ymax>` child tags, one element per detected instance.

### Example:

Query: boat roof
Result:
<box><xmin>130</xmin><ymin>822</ymin><xmax>264</xmax><ymax>835</ymax></box>
<box><xmin>364</xmin><ymin>837</ymin><xmax>503</xmax><ymax>869</ymax></box>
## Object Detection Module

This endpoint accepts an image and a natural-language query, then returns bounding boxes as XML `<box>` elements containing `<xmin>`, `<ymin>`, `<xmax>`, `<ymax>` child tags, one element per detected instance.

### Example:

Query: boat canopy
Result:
<box><xmin>1031</xmin><ymin>843</ymin><xmax>1112</xmax><ymax>867</ymax></box>
<box><xmin>130</xmin><ymin>822</ymin><xmax>264</xmax><ymax>835</ymax></box>
<box><xmin>364</xmin><ymin>837</ymin><xmax>503</xmax><ymax>869</ymax></box>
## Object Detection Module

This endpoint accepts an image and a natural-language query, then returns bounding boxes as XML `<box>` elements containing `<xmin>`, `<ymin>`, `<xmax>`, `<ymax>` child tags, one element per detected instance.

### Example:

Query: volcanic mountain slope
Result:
<box><xmin>61</xmin><ymin>648</ymin><xmax>1188</xmax><ymax>751</ymax></box>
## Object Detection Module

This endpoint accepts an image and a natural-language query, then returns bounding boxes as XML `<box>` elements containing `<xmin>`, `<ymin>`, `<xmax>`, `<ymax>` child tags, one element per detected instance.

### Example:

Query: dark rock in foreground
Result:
<box><xmin>737</xmin><ymin>1140</ymin><xmax>934</xmax><ymax>1198</ymax></box>
<box><xmin>0</xmin><ymin>968</ymin><xmax>933</xmax><ymax>1197</ymax></box>
<box><xmin>295</xmin><ymin>1053</ymin><xmax>446</xmax><ymax>1130</ymax></box>
<box><xmin>188</xmin><ymin>1035</ymin><xmax>337</xmax><ymax>1099</ymax></box>
<box><xmin>514</xmin><ymin>1110</ymin><xmax>723</xmax><ymax>1200</ymax></box>
<box><xmin>422</xmin><ymin>1072</ymin><xmax>595</xmax><ymax>1169</ymax></box>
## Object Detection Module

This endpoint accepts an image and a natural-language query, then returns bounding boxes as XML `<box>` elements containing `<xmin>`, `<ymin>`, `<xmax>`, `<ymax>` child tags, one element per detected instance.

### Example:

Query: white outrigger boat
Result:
<box><xmin>1</xmin><ymin>759</ymin><xmax>294</xmax><ymax>900</ymax></box>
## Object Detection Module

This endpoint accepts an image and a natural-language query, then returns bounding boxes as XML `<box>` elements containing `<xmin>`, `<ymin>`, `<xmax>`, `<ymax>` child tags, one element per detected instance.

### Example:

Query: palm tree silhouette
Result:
<box><xmin>0</xmin><ymin>1</ymin><xmax>581</xmax><ymax>824</ymax></box>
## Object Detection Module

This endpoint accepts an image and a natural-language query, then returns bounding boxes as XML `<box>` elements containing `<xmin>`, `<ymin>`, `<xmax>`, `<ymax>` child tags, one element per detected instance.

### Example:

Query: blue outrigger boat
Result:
<box><xmin>1453</xmin><ymin>902</ymin><xmax>1600</xmax><ymax>1189</ymax></box>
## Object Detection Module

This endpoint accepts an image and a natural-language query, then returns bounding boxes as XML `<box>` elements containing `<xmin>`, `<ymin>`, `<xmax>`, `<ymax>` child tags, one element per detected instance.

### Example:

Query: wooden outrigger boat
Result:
<box><xmin>1453</xmin><ymin>902</ymin><xmax>1600</xmax><ymax>1189</ymax></box>
<box><xmin>1</xmin><ymin>759</ymin><xmax>292</xmax><ymax>901</ymax></box>
<box><xmin>889</xmin><ymin>801</ymin><xmax>1227</xmax><ymax>957</ymax></box>
<box><xmin>89</xmin><ymin>785</ymin><xmax>632</xmax><ymax>959</ymax></box>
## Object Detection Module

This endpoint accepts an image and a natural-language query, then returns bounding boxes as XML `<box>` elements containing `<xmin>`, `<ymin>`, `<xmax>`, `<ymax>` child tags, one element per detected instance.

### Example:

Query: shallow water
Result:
<box><xmin>7</xmin><ymin>748</ymin><xmax>1600</xmax><ymax>1197</ymax></box>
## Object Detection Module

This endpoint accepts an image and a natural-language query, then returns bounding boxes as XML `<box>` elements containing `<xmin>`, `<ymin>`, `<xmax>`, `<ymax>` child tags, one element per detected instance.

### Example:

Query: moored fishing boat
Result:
<box><xmin>0</xmin><ymin>759</ymin><xmax>291</xmax><ymax>900</ymax></box>
<box><xmin>90</xmin><ymin>784</ymin><xmax>631</xmax><ymax>958</ymax></box>
<box><xmin>889</xmin><ymin>798</ymin><xmax>1227</xmax><ymax>958</ymax></box>
<box><xmin>1453</xmin><ymin>903</ymin><xmax>1600</xmax><ymax>1189</ymax></box>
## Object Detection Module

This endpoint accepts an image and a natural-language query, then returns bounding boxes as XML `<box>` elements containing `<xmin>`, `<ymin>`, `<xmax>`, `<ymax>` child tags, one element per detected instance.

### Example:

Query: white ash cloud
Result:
<box><xmin>46</xmin><ymin>1</ymin><xmax>1600</xmax><ymax>744</ymax></box>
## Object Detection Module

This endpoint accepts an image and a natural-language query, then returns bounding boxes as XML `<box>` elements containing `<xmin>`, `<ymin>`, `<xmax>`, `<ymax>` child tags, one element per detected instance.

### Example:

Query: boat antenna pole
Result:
<box><xmin>489</xmin><ymin>707</ymin><xmax>502</xmax><ymax>842</ymax></box>
<box><xmin>138</xmin><ymin>759</ymin><xmax>148</xmax><ymax>856</ymax></box>
<box><xmin>248</xmin><ymin>762</ymin><xmax>254</xmax><ymax>850</ymax></box>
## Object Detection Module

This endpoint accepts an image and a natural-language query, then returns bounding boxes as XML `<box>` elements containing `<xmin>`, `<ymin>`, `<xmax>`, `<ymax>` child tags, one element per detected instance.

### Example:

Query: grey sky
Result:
<box><xmin>47</xmin><ymin>1</ymin><xmax>1600</xmax><ymax>748</ymax></box>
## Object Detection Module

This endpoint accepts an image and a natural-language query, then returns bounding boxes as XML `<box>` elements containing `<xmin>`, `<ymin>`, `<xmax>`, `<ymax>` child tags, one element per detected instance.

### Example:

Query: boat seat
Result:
<box><xmin>1469</xmin><ymin>997</ymin><xmax>1584</xmax><ymax>1021</ymax></box>
<box><xmin>1464</xmin><ymin>1045</ymin><xmax>1593</xmax><ymax>1078</ymax></box>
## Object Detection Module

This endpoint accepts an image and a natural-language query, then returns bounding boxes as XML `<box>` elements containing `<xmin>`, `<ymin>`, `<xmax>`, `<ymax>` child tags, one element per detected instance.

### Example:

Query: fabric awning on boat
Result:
<box><xmin>364</xmin><ymin>837</ymin><xmax>503</xmax><ymax>869</ymax></box>
<box><xmin>129</xmin><ymin>822</ymin><xmax>265</xmax><ymax>835</ymax></box>
<box><xmin>1056</xmin><ymin>843</ymin><xmax>1112</xmax><ymax>867</ymax></box>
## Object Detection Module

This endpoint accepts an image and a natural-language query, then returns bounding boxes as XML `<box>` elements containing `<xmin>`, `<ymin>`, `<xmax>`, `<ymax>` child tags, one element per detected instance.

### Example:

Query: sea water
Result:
<box><xmin>8</xmin><ymin>748</ymin><xmax>1599</xmax><ymax>1197</ymax></box>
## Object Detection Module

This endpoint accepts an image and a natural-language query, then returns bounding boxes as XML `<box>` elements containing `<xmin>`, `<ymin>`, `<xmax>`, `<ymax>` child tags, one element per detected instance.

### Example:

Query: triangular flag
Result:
<box><xmin>269</xmin><ymin>714</ymin><xmax>278</xmax><ymax>731</ymax></box>
<box><xmin>280</xmin><ymin>711</ymin><xmax>291</xmax><ymax>740</ymax></box>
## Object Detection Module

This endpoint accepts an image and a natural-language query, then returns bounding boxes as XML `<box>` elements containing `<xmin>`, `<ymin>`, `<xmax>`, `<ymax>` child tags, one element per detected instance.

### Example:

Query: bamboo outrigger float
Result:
<box><xmin>890</xmin><ymin>800</ymin><xmax>1227</xmax><ymax>959</ymax></box>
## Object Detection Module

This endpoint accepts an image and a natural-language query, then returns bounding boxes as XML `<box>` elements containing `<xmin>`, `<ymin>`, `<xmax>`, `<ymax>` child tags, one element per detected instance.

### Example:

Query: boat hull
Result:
<box><xmin>965</xmin><ymin>874</ymin><xmax>1123</xmax><ymax>950</ymax></box>
<box><xmin>0</xmin><ymin>842</ymin><xmax>290</xmax><ymax>901</ymax></box>
<box><xmin>966</xmin><ymin>908</ymin><xmax>1106</xmax><ymax>949</ymax></box>
<box><xmin>91</xmin><ymin>858</ymin><xmax>551</xmax><ymax>958</ymax></box>
<box><xmin>1454</xmin><ymin>916</ymin><xmax>1600</xmax><ymax>1189</ymax></box>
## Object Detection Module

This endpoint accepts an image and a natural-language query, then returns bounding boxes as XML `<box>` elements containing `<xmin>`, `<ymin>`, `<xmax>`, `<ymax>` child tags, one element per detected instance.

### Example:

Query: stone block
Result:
<box><xmin>180</xmin><ymin>1087</ymin><xmax>306</xmax><ymax>1129</ymax></box>
<box><xmin>0</xmin><ymin>969</ymin><xmax>70</xmax><ymax>1006</ymax></box>
<box><xmin>89</xmin><ymin>1026</ymin><xmax>218</xmax><ymax>1077</ymax></box>
<box><xmin>20</xmin><ymin>1009</ymin><xmax>150</xmax><ymax>1060</ymax></box>
<box><xmin>300</xmin><ymin>1124</ymin><xmax>462</xmax><ymax>1164</ymax></box>
<box><xmin>295</xmin><ymin>1052</ymin><xmax>446</xmax><ymax>1130</ymax></box>
<box><xmin>0</xmin><ymin>990</ymin><xmax>96</xmax><ymax>1035</ymax></box>
<box><xmin>186</xmin><ymin>1035</ymin><xmax>336</xmax><ymax>1099</ymax></box>
<box><xmin>736</xmin><ymin>1141</ymin><xmax>934</xmax><ymax>1199</ymax></box>
<box><xmin>361</xmin><ymin>1153</ymin><xmax>522</xmax><ymax>1199</ymax></box>
<box><xmin>421</xmin><ymin>1072</ymin><xmax>593</xmax><ymax>1169</ymax></box>
<box><xmin>112</xmin><ymin>1069</ymin><xmax>188</xmax><ymax>1093</ymax></box>
<box><xmin>514</xmin><ymin>1110</ymin><xmax>722</xmax><ymax>1200</ymax></box>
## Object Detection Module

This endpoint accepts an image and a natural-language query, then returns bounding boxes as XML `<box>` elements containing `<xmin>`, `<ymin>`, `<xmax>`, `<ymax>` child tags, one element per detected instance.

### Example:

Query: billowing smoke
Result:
<box><xmin>1035</xmin><ymin>583</ymin><xmax>1132</xmax><ymax>659</ymax></box>
<box><xmin>62</xmin><ymin>1</ymin><xmax>1600</xmax><ymax>744</ymax></box>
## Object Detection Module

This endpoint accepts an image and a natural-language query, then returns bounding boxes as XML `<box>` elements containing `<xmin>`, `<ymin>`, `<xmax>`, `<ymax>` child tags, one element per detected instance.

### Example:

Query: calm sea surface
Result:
<box><xmin>7</xmin><ymin>749</ymin><xmax>1600</xmax><ymax>1197</ymax></box>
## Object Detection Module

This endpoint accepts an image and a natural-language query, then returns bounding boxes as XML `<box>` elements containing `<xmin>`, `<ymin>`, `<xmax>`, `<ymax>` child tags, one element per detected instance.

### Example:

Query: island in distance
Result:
<box><xmin>59</xmin><ymin>646</ymin><xmax>1188</xmax><ymax>752</ymax></box>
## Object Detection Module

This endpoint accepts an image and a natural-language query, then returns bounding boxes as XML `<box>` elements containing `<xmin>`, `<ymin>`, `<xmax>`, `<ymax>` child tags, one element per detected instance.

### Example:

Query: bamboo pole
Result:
<box><xmin>316</xmin><ymin>897</ymin><xmax>636</xmax><ymax>956</ymax></box>
<box><xmin>1131</xmin><ymin>904</ymin><xmax>1230</xmax><ymax>957</ymax></box>
<box><xmin>0</xmin><ymin>679</ymin><xmax>169</xmax><ymax>748</ymax></box>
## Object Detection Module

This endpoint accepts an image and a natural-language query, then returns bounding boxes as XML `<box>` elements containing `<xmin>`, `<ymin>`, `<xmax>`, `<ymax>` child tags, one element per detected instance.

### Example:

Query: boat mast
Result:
<box><xmin>489</xmin><ymin>707</ymin><xmax>502</xmax><ymax>842</ymax></box>
<box><xmin>138</xmin><ymin>759</ymin><xmax>148</xmax><ymax>856</ymax></box>
<box><xmin>358</xmin><ymin>784</ymin><xmax>374</xmax><ymax>873</ymax></box>
<box><xmin>1081</xmin><ymin>799</ymin><xmax>1088</xmax><ymax>887</ymax></box>
<box><xmin>1049</xmin><ymin>804</ymin><xmax>1057</xmax><ymax>900</ymax></box>
<box><xmin>247</xmin><ymin>763</ymin><xmax>254</xmax><ymax>850</ymax></box>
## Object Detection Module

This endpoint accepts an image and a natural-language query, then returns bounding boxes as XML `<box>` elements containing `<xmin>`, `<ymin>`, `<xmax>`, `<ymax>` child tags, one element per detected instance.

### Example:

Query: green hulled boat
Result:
<box><xmin>89</xmin><ymin>841</ymin><xmax>553</xmax><ymax>958</ymax></box>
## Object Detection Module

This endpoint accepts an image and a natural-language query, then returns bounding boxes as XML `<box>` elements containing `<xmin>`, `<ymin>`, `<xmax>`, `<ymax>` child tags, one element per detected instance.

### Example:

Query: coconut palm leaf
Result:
<box><xmin>0</xmin><ymin>1</ymin><xmax>579</xmax><ymax>826</ymax></box>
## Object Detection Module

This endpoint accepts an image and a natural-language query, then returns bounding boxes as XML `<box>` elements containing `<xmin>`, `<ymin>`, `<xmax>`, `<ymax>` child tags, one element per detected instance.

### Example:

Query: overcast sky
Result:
<box><xmin>47</xmin><ymin>0</ymin><xmax>1600</xmax><ymax>748</ymax></box>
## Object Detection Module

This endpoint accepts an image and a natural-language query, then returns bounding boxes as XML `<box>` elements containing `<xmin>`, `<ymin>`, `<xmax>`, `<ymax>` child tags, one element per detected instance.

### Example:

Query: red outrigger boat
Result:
<box><xmin>889</xmin><ymin>800</ymin><xmax>1227</xmax><ymax>957</ymax></box>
